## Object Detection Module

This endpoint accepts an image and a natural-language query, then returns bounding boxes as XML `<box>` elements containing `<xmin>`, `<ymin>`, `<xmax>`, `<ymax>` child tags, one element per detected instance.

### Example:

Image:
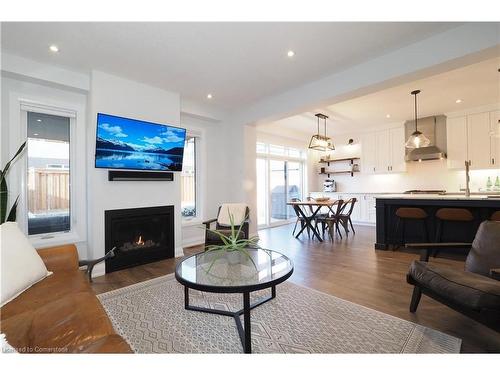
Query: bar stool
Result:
<box><xmin>435</xmin><ymin>208</ymin><xmax>474</xmax><ymax>241</ymax></box>
<box><xmin>491</xmin><ymin>211</ymin><xmax>500</xmax><ymax>221</ymax></box>
<box><xmin>433</xmin><ymin>208</ymin><xmax>474</xmax><ymax>257</ymax></box>
<box><xmin>394</xmin><ymin>207</ymin><xmax>428</xmax><ymax>249</ymax></box>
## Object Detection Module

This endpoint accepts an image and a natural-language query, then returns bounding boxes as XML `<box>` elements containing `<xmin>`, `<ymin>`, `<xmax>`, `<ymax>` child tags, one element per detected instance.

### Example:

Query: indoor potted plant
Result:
<box><xmin>203</xmin><ymin>211</ymin><xmax>259</xmax><ymax>271</ymax></box>
<box><xmin>1</xmin><ymin>142</ymin><xmax>26</xmax><ymax>224</ymax></box>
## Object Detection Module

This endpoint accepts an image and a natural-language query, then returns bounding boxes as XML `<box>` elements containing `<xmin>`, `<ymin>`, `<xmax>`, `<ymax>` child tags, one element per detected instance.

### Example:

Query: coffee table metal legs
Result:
<box><xmin>183</xmin><ymin>285</ymin><xmax>276</xmax><ymax>353</ymax></box>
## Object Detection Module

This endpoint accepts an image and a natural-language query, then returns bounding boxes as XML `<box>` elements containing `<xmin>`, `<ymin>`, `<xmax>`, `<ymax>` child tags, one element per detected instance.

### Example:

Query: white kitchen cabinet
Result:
<box><xmin>389</xmin><ymin>127</ymin><xmax>407</xmax><ymax>173</ymax></box>
<box><xmin>364</xmin><ymin>195</ymin><xmax>377</xmax><ymax>224</ymax></box>
<box><xmin>375</xmin><ymin>127</ymin><xmax>406</xmax><ymax>173</ymax></box>
<box><xmin>361</xmin><ymin>133</ymin><xmax>377</xmax><ymax>174</ymax></box>
<box><xmin>446</xmin><ymin>116</ymin><xmax>468</xmax><ymax>169</ymax></box>
<box><xmin>467</xmin><ymin>112</ymin><xmax>492</xmax><ymax>169</ymax></box>
<box><xmin>490</xmin><ymin>110</ymin><xmax>500</xmax><ymax>167</ymax></box>
<box><xmin>375</xmin><ymin>131</ymin><xmax>391</xmax><ymax>173</ymax></box>
<box><xmin>447</xmin><ymin>111</ymin><xmax>499</xmax><ymax>170</ymax></box>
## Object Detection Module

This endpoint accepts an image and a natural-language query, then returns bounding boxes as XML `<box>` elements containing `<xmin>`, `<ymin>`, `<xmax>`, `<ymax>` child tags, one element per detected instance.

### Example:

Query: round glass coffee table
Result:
<box><xmin>175</xmin><ymin>248</ymin><xmax>294</xmax><ymax>353</ymax></box>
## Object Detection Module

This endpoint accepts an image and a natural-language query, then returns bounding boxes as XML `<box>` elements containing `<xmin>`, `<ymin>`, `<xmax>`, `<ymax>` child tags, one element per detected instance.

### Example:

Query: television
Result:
<box><xmin>95</xmin><ymin>113</ymin><xmax>187</xmax><ymax>172</ymax></box>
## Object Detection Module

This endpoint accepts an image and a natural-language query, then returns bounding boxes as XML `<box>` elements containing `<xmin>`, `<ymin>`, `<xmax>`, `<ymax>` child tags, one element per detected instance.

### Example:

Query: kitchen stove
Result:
<box><xmin>403</xmin><ymin>189</ymin><xmax>446</xmax><ymax>195</ymax></box>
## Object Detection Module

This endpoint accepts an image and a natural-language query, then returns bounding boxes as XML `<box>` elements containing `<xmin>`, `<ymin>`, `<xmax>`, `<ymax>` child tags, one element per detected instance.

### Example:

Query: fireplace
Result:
<box><xmin>104</xmin><ymin>205</ymin><xmax>174</xmax><ymax>273</ymax></box>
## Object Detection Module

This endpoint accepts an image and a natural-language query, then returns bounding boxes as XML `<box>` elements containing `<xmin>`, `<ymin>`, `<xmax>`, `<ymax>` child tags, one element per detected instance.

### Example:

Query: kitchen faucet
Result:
<box><xmin>465</xmin><ymin>160</ymin><xmax>471</xmax><ymax>197</ymax></box>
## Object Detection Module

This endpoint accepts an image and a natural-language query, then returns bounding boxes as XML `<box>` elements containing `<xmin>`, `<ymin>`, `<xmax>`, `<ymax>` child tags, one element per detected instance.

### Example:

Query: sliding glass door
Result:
<box><xmin>256</xmin><ymin>150</ymin><xmax>305</xmax><ymax>228</ymax></box>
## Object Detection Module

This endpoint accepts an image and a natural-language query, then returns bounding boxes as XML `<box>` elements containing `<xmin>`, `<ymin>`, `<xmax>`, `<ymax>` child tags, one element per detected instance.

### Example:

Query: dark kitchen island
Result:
<box><xmin>375</xmin><ymin>194</ymin><xmax>500</xmax><ymax>250</ymax></box>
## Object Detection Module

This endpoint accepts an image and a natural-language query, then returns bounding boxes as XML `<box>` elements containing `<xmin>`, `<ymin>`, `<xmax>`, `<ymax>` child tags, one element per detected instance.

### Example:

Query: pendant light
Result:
<box><xmin>405</xmin><ymin>90</ymin><xmax>430</xmax><ymax>149</ymax></box>
<box><xmin>309</xmin><ymin>113</ymin><xmax>335</xmax><ymax>151</ymax></box>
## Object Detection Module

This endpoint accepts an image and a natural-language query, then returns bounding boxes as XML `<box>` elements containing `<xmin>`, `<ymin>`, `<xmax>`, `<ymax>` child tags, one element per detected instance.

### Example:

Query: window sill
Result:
<box><xmin>182</xmin><ymin>218</ymin><xmax>204</xmax><ymax>228</ymax></box>
<box><xmin>29</xmin><ymin>231</ymin><xmax>84</xmax><ymax>249</ymax></box>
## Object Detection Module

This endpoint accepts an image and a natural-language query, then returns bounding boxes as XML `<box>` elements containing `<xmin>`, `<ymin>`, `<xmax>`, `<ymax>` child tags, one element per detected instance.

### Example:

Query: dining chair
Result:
<box><xmin>338</xmin><ymin>198</ymin><xmax>357</xmax><ymax>236</ymax></box>
<box><xmin>290</xmin><ymin>198</ymin><xmax>316</xmax><ymax>238</ymax></box>
<box><xmin>316</xmin><ymin>199</ymin><xmax>344</xmax><ymax>240</ymax></box>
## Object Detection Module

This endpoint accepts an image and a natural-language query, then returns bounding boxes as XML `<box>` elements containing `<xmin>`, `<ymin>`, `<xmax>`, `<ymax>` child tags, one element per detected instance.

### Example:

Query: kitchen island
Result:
<box><xmin>375</xmin><ymin>194</ymin><xmax>500</xmax><ymax>250</ymax></box>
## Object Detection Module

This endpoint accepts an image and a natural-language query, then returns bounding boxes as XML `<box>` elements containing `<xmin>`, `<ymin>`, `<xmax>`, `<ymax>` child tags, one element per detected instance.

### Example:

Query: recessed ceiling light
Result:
<box><xmin>287</xmin><ymin>50</ymin><xmax>295</xmax><ymax>58</ymax></box>
<box><xmin>36</xmin><ymin>119</ymin><xmax>42</xmax><ymax>122</ymax></box>
<box><xmin>206</xmin><ymin>93</ymin><xmax>213</xmax><ymax>99</ymax></box>
<box><xmin>455</xmin><ymin>99</ymin><xmax>462</xmax><ymax>104</ymax></box>
<box><xmin>49</xmin><ymin>45</ymin><xmax>59</xmax><ymax>53</ymax></box>
<box><xmin>33</xmin><ymin>133</ymin><xmax>39</xmax><ymax>136</ymax></box>
<box><xmin>386</xmin><ymin>114</ymin><xmax>391</xmax><ymax>118</ymax></box>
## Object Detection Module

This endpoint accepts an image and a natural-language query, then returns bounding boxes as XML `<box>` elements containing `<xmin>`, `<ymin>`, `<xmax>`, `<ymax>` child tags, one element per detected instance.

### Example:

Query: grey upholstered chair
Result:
<box><xmin>406</xmin><ymin>220</ymin><xmax>500</xmax><ymax>332</ymax></box>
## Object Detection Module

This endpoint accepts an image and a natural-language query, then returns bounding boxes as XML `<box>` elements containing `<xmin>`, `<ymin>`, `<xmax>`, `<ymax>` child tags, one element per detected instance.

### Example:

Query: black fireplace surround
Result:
<box><xmin>105</xmin><ymin>205</ymin><xmax>174</xmax><ymax>273</ymax></box>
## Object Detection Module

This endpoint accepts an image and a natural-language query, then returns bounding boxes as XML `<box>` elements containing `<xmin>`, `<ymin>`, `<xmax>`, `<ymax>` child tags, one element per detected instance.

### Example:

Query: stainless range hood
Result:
<box><xmin>405</xmin><ymin>115</ymin><xmax>447</xmax><ymax>162</ymax></box>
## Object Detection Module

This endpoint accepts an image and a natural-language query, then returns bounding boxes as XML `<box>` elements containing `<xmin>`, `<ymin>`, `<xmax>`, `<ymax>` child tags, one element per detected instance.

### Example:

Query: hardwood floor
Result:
<box><xmin>92</xmin><ymin>224</ymin><xmax>500</xmax><ymax>353</ymax></box>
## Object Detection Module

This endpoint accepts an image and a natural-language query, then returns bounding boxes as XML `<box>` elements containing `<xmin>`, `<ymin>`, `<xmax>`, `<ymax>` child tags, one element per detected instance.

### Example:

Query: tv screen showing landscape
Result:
<box><xmin>95</xmin><ymin>113</ymin><xmax>187</xmax><ymax>172</ymax></box>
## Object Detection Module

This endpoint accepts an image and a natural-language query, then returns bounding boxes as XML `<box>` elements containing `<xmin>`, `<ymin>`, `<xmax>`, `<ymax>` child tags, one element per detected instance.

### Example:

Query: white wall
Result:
<box><xmin>87</xmin><ymin>71</ymin><xmax>183</xmax><ymax>274</ymax></box>
<box><xmin>179</xmin><ymin>113</ymin><xmax>230</xmax><ymax>247</ymax></box>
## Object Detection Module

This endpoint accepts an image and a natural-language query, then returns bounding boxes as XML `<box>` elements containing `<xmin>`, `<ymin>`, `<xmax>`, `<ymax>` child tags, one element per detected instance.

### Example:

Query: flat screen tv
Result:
<box><xmin>95</xmin><ymin>113</ymin><xmax>187</xmax><ymax>172</ymax></box>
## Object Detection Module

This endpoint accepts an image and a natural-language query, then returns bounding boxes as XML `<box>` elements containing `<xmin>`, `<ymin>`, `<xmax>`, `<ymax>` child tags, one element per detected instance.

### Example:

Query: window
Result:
<box><xmin>181</xmin><ymin>136</ymin><xmax>196</xmax><ymax>218</ymax></box>
<box><xmin>256</xmin><ymin>141</ymin><xmax>307</xmax><ymax>228</ymax></box>
<box><xmin>26</xmin><ymin>112</ymin><xmax>71</xmax><ymax>235</ymax></box>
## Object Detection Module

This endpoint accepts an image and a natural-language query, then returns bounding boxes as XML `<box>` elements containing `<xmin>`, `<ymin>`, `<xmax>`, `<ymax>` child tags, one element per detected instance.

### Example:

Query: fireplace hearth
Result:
<box><xmin>105</xmin><ymin>205</ymin><xmax>174</xmax><ymax>273</ymax></box>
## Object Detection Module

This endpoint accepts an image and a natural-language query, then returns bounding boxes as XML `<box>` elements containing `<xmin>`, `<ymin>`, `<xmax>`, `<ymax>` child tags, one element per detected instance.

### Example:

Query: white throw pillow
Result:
<box><xmin>0</xmin><ymin>222</ymin><xmax>51</xmax><ymax>307</ymax></box>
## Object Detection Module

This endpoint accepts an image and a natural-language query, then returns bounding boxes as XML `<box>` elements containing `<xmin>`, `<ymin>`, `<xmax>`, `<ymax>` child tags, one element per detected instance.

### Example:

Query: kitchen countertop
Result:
<box><xmin>374</xmin><ymin>194</ymin><xmax>500</xmax><ymax>200</ymax></box>
<box><xmin>311</xmin><ymin>191</ymin><xmax>500</xmax><ymax>197</ymax></box>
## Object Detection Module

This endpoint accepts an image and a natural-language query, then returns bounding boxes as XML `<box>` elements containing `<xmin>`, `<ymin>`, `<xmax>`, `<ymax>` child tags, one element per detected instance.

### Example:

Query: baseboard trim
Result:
<box><xmin>351</xmin><ymin>222</ymin><xmax>376</xmax><ymax>227</ymax></box>
<box><xmin>91</xmin><ymin>262</ymin><xmax>106</xmax><ymax>279</ymax></box>
<box><xmin>175</xmin><ymin>246</ymin><xmax>184</xmax><ymax>258</ymax></box>
<box><xmin>182</xmin><ymin>236</ymin><xmax>205</xmax><ymax>249</ymax></box>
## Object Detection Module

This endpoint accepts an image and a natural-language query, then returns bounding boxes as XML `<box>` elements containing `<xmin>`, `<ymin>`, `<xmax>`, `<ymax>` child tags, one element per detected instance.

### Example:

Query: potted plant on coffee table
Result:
<box><xmin>203</xmin><ymin>212</ymin><xmax>260</xmax><ymax>271</ymax></box>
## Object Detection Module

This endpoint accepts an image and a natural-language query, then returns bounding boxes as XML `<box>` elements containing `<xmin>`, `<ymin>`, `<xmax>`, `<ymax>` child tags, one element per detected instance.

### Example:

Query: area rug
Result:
<box><xmin>97</xmin><ymin>274</ymin><xmax>461</xmax><ymax>353</ymax></box>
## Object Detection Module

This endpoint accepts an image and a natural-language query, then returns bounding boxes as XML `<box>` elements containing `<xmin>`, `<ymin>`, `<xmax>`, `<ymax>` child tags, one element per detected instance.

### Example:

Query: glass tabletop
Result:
<box><xmin>175</xmin><ymin>248</ymin><xmax>294</xmax><ymax>292</ymax></box>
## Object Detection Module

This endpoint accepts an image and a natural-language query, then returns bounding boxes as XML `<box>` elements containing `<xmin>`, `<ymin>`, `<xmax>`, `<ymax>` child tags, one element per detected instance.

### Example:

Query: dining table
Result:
<box><xmin>287</xmin><ymin>199</ymin><xmax>340</xmax><ymax>242</ymax></box>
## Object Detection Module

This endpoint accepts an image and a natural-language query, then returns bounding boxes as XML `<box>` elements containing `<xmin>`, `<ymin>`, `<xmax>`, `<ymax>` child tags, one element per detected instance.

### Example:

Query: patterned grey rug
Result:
<box><xmin>97</xmin><ymin>274</ymin><xmax>461</xmax><ymax>353</ymax></box>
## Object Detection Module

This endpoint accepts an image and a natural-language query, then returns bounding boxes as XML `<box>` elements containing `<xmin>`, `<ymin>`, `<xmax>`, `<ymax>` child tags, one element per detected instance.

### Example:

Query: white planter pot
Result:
<box><xmin>225</xmin><ymin>251</ymin><xmax>241</xmax><ymax>265</ymax></box>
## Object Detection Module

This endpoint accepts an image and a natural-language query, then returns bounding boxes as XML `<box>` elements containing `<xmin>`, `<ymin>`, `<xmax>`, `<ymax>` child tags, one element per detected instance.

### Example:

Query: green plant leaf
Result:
<box><xmin>0</xmin><ymin>142</ymin><xmax>26</xmax><ymax>182</ymax></box>
<box><xmin>1</xmin><ymin>142</ymin><xmax>26</xmax><ymax>224</ymax></box>
<box><xmin>6</xmin><ymin>196</ymin><xmax>19</xmax><ymax>222</ymax></box>
<box><xmin>0</xmin><ymin>176</ymin><xmax>7</xmax><ymax>224</ymax></box>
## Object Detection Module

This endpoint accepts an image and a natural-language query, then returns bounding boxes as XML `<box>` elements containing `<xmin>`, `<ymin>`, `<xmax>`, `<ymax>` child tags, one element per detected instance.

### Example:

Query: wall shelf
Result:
<box><xmin>319</xmin><ymin>157</ymin><xmax>360</xmax><ymax>177</ymax></box>
<box><xmin>319</xmin><ymin>157</ymin><xmax>360</xmax><ymax>164</ymax></box>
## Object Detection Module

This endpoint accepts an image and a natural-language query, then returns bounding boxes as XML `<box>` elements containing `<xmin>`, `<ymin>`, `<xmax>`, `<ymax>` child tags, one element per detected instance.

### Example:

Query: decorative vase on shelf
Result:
<box><xmin>494</xmin><ymin>176</ymin><xmax>500</xmax><ymax>191</ymax></box>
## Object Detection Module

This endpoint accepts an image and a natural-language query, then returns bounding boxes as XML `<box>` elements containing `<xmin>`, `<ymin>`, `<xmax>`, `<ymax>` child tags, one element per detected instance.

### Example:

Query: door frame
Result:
<box><xmin>257</xmin><ymin>154</ymin><xmax>306</xmax><ymax>229</ymax></box>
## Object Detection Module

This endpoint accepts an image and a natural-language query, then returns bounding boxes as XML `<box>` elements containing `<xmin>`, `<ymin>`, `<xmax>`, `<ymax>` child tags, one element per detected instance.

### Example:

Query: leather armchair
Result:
<box><xmin>203</xmin><ymin>205</ymin><xmax>250</xmax><ymax>247</ymax></box>
<box><xmin>406</xmin><ymin>220</ymin><xmax>500</xmax><ymax>332</ymax></box>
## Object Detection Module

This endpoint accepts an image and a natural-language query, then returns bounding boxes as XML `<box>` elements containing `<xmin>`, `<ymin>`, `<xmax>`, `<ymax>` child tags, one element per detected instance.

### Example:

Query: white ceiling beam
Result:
<box><xmin>1</xmin><ymin>52</ymin><xmax>90</xmax><ymax>91</ymax></box>
<box><xmin>233</xmin><ymin>23</ymin><xmax>499</xmax><ymax>126</ymax></box>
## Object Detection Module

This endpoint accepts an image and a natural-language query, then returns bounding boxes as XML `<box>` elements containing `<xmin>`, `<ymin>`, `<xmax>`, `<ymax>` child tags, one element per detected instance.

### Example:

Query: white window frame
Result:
<box><xmin>256</xmin><ymin>143</ymin><xmax>307</xmax><ymax>229</ymax></box>
<box><xmin>14</xmin><ymin>99</ymin><xmax>86</xmax><ymax>248</ymax></box>
<box><xmin>181</xmin><ymin>128</ymin><xmax>205</xmax><ymax>226</ymax></box>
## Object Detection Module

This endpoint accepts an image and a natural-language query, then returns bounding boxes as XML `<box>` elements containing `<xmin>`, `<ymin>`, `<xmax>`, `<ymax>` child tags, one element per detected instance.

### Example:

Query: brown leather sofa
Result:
<box><xmin>0</xmin><ymin>244</ymin><xmax>132</xmax><ymax>353</ymax></box>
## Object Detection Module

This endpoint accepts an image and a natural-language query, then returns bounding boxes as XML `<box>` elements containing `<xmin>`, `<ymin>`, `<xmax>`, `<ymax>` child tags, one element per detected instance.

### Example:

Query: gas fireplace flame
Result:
<box><xmin>136</xmin><ymin>235</ymin><xmax>145</xmax><ymax>245</ymax></box>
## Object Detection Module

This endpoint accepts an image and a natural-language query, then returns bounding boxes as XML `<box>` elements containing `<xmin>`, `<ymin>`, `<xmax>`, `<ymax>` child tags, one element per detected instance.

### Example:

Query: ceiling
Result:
<box><xmin>258</xmin><ymin>56</ymin><xmax>500</xmax><ymax>137</ymax></box>
<box><xmin>1</xmin><ymin>22</ymin><xmax>461</xmax><ymax>111</ymax></box>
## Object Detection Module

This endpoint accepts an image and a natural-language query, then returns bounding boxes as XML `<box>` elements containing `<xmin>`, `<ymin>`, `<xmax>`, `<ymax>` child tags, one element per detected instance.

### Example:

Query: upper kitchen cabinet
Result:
<box><xmin>361</xmin><ymin>132</ymin><xmax>377</xmax><ymax>173</ymax></box>
<box><xmin>447</xmin><ymin>110</ymin><xmax>499</xmax><ymax>170</ymax></box>
<box><xmin>447</xmin><ymin>116</ymin><xmax>468</xmax><ymax>169</ymax></box>
<box><xmin>467</xmin><ymin>112</ymin><xmax>492</xmax><ymax>169</ymax></box>
<box><xmin>490</xmin><ymin>110</ymin><xmax>500</xmax><ymax>167</ymax></box>
<box><xmin>375</xmin><ymin>131</ymin><xmax>391</xmax><ymax>173</ymax></box>
<box><xmin>389</xmin><ymin>127</ymin><xmax>407</xmax><ymax>173</ymax></box>
<box><xmin>362</xmin><ymin>126</ymin><xmax>406</xmax><ymax>174</ymax></box>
